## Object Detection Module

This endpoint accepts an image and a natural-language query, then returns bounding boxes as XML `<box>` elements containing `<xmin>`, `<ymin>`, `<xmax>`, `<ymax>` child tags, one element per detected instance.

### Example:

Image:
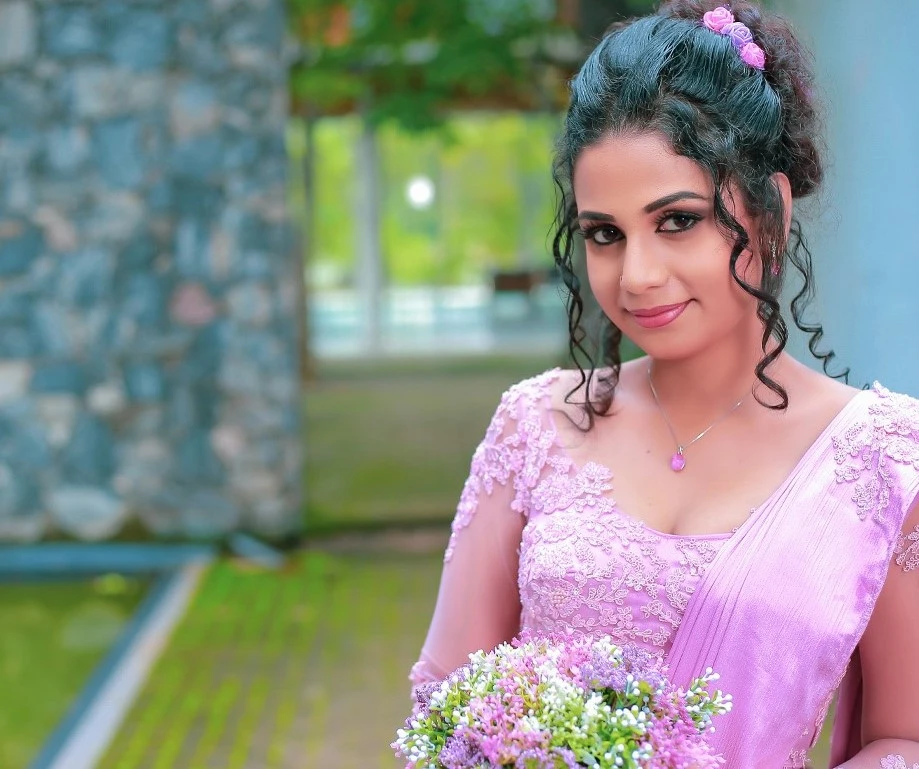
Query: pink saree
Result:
<box><xmin>666</xmin><ymin>382</ymin><xmax>919</xmax><ymax>765</ymax></box>
<box><xmin>412</xmin><ymin>371</ymin><xmax>919</xmax><ymax>768</ymax></box>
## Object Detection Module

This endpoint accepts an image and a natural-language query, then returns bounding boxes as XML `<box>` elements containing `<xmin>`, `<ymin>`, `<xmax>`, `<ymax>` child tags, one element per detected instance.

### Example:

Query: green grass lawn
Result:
<box><xmin>303</xmin><ymin>354</ymin><xmax>562</xmax><ymax>533</ymax></box>
<box><xmin>97</xmin><ymin>546</ymin><xmax>446</xmax><ymax>769</ymax></box>
<box><xmin>0</xmin><ymin>577</ymin><xmax>149</xmax><ymax>769</ymax></box>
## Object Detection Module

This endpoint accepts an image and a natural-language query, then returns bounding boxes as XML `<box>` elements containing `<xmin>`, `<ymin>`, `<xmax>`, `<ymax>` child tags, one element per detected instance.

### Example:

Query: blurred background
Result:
<box><xmin>0</xmin><ymin>1</ymin><xmax>915</xmax><ymax>768</ymax></box>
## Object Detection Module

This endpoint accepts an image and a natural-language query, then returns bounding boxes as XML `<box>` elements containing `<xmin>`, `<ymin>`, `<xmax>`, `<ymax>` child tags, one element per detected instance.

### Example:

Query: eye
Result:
<box><xmin>656</xmin><ymin>212</ymin><xmax>702</xmax><ymax>233</ymax></box>
<box><xmin>579</xmin><ymin>225</ymin><xmax>622</xmax><ymax>246</ymax></box>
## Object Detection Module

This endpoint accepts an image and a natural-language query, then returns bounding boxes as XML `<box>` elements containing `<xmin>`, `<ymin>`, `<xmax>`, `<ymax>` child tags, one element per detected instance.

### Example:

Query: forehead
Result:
<box><xmin>572</xmin><ymin>132</ymin><xmax>711</xmax><ymax>209</ymax></box>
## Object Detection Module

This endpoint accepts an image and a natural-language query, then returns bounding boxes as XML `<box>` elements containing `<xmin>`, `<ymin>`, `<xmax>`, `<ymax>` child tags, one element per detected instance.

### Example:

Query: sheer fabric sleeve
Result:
<box><xmin>892</xmin><ymin>516</ymin><xmax>919</xmax><ymax>575</ymax></box>
<box><xmin>834</xmin><ymin>468</ymin><xmax>919</xmax><ymax>765</ymax></box>
<box><xmin>831</xmin><ymin>390</ymin><xmax>919</xmax><ymax>767</ymax></box>
<box><xmin>409</xmin><ymin>380</ymin><xmax>542</xmax><ymax>688</ymax></box>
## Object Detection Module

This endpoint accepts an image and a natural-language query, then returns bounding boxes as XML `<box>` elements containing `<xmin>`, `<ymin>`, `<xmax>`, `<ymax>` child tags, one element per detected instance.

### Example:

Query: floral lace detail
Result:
<box><xmin>444</xmin><ymin>370</ymin><xmax>560</xmax><ymax>562</ymax></box>
<box><xmin>832</xmin><ymin>384</ymin><xmax>919</xmax><ymax>525</ymax></box>
<box><xmin>894</xmin><ymin>524</ymin><xmax>919</xmax><ymax>573</ymax></box>
<box><xmin>782</xmin><ymin>748</ymin><xmax>809</xmax><ymax>768</ymax></box>
<box><xmin>409</xmin><ymin>659</ymin><xmax>437</xmax><ymax>687</ymax></box>
<box><xmin>881</xmin><ymin>756</ymin><xmax>919</xmax><ymax>769</ymax></box>
<box><xmin>519</xmin><ymin>459</ymin><xmax>727</xmax><ymax>655</ymax></box>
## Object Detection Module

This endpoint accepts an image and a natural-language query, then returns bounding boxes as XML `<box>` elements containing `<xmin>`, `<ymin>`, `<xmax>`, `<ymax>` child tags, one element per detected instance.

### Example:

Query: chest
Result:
<box><xmin>553</xmin><ymin>405</ymin><xmax>834</xmax><ymax>537</ymax></box>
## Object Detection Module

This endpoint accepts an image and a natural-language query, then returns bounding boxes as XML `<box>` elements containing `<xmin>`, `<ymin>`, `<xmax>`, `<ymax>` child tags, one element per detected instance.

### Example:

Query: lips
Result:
<box><xmin>628</xmin><ymin>301</ymin><xmax>690</xmax><ymax>329</ymax></box>
<box><xmin>630</xmin><ymin>302</ymin><xmax>688</xmax><ymax>317</ymax></box>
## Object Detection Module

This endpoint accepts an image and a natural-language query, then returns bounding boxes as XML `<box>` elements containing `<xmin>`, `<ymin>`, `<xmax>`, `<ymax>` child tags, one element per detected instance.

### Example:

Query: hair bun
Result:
<box><xmin>658</xmin><ymin>0</ymin><xmax>822</xmax><ymax>197</ymax></box>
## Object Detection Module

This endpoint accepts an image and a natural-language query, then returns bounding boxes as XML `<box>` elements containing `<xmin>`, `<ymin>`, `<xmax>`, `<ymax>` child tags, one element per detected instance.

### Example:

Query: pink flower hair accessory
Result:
<box><xmin>702</xmin><ymin>7</ymin><xmax>734</xmax><ymax>33</ymax></box>
<box><xmin>702</xmin><ymin>6</ymin><xmax>767</xmax><ymax>71</ymax></box>
<box><xmin>723</xmin><ymin>20</ymin><xmax>754</xmax><ymax>48</ymax></box>
<box><xmin>739</xmin><ymin>41</ymin><xmax>766</xmax><ymax>70</ymax></box>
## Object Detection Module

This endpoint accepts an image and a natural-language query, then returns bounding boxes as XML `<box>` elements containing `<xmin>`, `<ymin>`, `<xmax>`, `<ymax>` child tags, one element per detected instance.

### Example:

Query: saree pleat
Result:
<box><xmin>667</xmin><ymin>394</ymin><xmax>915</xmax><ymax>767</ymax></box>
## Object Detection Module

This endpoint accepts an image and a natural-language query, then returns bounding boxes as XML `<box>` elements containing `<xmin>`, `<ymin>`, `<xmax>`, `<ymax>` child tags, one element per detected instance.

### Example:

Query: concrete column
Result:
<box><xmin>776</xmin><ymin>0</ymin><xmax>919</xmax><ymax>395</ymax></box>
<box><xmin>356</xmin><ymin>117</ymin><xmax>384</xmax><ymax>354</ymax></box>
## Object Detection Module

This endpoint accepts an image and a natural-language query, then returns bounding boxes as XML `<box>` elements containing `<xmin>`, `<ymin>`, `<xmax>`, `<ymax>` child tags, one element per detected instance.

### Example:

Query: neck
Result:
<box><xmin>647</xmin><ymin>325</ymin><xmax>779</xmax><ymax>416</ymax></box>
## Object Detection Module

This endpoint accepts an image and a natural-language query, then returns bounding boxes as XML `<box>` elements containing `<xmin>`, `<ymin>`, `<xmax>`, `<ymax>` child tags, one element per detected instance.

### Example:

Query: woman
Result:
<box><xmin>409</xmin><ymin>2</ymin><xmax>919</xmax><ymax>766</ymax></box>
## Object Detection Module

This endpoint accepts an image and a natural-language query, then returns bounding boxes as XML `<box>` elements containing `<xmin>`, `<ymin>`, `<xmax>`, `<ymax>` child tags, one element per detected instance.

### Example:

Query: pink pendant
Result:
<box><xmin>670</xmin><ymin>452</ymin><xmax>686</xmax><ymax>472</ymax></box>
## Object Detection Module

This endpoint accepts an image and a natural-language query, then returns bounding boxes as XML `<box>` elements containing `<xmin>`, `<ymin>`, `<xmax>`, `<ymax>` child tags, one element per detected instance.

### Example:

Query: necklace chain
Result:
<box><xmin>647</xmin><ymin>364</ymin><xmax>746</xmax><ymax>470</ymax></box>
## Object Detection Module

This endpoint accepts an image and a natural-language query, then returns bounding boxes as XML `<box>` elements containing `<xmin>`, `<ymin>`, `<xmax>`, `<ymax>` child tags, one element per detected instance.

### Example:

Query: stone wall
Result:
<box><xmin>0</xmin><ymin>0</ymin><xmax>302</xmax><ymax>542</ymax></box>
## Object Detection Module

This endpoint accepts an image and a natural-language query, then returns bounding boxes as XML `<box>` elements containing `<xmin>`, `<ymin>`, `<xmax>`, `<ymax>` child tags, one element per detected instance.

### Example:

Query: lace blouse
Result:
<box><xmin>517</xmin><ymin>461</ymin><xmax>730</xmax><ymax>653</ymax></box>
<box><xmin>411</xmin><ymin>368</ymin><xmax>919</xmax><ymax>689</ymax></box>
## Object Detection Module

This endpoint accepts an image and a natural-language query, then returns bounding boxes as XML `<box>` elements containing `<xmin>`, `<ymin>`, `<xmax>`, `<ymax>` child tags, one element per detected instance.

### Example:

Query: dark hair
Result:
<box><xmin>551</xmin><ymin>0</ymin><xmax>848</xmax><ymax>427</ymax></box>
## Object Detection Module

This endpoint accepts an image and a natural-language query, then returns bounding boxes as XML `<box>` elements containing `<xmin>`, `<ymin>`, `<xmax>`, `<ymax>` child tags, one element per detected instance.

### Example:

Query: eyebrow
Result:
<box><xmin>576</xmin><ymin>191</ymin><xmax>709</xmax><ymax>223</ymax></box>
<box><xmin>644</xmin><ymin>190</ymin><xmax>708</xmax><ymax>213</ymax></box>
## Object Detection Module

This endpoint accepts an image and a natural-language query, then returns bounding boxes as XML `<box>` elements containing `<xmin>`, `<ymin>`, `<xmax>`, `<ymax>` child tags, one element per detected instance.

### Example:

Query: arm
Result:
<box><xmin>833</xmin><ymin>495</ymin><xmax>919</xmax><ymax>768</ymax></box>
<box><xmin>409</xmin><ymin>388</ymin><xmax>531</xmax><ymax>688</ymax></box>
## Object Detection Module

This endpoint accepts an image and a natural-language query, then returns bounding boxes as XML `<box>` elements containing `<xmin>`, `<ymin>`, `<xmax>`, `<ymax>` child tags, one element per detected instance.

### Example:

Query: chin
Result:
<box><xmin>619</xmin><ymin>329</ymin><xmax>707</xmax><ymax>362</ymax></box>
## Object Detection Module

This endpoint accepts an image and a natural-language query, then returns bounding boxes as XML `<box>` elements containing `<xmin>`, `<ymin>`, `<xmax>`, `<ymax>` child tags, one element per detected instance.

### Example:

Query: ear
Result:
<box><xmin>771</xmin><ymin>171</ymin><xmax>793</xmax><ymax>242</ymax></box>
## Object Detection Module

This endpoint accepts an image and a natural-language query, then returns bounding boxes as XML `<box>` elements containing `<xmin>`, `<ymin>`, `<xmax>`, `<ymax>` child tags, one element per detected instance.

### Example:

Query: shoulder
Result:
<box><xmin>497</xmin><ymin>366</ymin><xmax>609</xmax><ymax>425</ymax></box>
<box><xmin>832</xmin><ymin>381</ymin><xmax>919</xmax><ymax>525</ymax></box>
<box><xmin>535</xmin><ymin>365</ymin><xmax>625</xmax><ymax>426</ymax></box>
<box><xmin>862</xmin><ymin>381</ymin><xmax>919</xmax><ymax>429</ymax></box>
<box><xmin>842</xmin><ymin>381</ymin><xmax>919</xmax><ymax>454</ymax></box>
<box><xmin>480</xmin><ymin>368</ymin><xmax>564</xmax><ymax>445</ymax></box>
<box><xmin>862</xmin><ymin>381</ymin><xmax>919</xmax><ymax>480</ymax></box>
<box><xmin>502</xmin><ymin>367</ymin><xmax>565</xmax><ymax>409</ymax></box>
<box><xmin>463</xmin><ymin>369</ymin><xmax>567</xmax><ymax>521</ymax></box>
<box><xmin>862</xmin><ymin>384</ymin><xmax>919</xmax><ymax>569</ymax></box>
<box><xmin>785</xmin><ymin>361</ymin><xmax>861</xmax><ymax>420</ymax></box>
<box><xmin>788</xmin><ymin>364</ymin><xmax>917</xmax><ymax>444</ymax></box>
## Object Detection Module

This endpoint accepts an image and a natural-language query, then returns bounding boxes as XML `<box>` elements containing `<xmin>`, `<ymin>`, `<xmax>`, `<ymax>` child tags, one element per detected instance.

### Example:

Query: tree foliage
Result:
<box><xmin>287</xmin><ymin>0</ymin><xmax>580</xmax><ymax>130</ymax></box>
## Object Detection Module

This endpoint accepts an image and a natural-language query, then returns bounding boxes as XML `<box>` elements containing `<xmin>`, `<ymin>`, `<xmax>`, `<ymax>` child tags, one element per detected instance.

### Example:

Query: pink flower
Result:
<box><xmin>739</xmin><ymin>42</ymin><xmax>766</xmax><ymax>70</ymax></box>
<box><xmin>722</xmin><ymin>21</ymin><xmax>754</xmax><ymax>49</ymax></box>
<box><xmin>702</xmin><ymin>7</ymin><xmax>735</xmax><ymax>33</ymax></box>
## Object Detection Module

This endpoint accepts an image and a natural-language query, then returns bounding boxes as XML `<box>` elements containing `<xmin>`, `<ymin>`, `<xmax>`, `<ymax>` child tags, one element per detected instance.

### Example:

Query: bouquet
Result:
<box><xmin>392</xmin><ymin>635</ymin><xmax>732</xmax><ymax>769</ymax></box>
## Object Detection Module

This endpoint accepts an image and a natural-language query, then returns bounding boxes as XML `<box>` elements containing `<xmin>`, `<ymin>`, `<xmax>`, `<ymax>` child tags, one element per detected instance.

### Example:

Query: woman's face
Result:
<box><xmin>572</xmin><ymin>131</ymin><xmax>764</xmax><ymax>360</ymax></box>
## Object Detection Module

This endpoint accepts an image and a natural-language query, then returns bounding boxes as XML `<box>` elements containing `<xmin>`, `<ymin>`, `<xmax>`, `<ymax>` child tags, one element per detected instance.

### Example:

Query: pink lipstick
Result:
<box><xmin>629</xmin><ymin>301</ymin><xmax>689</xmax><ymax>329</ymax></box>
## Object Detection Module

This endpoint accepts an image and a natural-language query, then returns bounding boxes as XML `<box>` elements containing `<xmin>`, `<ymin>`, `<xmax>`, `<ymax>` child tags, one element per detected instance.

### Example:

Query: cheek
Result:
<box><xmin>585</xmin><ymin>255</ymin><xmax>622</xmax><ymax>306</ymax></box>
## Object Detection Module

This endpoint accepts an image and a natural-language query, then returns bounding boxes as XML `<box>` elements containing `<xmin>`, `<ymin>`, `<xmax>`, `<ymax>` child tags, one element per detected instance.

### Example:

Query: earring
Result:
<box><xmin>770</xmin><ymin>243</ymin><xmax>780</xmax><ymax>276</ymax></box>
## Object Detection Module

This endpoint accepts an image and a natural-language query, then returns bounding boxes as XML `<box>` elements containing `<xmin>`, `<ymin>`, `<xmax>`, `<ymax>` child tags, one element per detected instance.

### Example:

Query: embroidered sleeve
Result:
<box><xmin>833</xmin><ymin>384</ymin><xmax>919</xmax><ymax>525</ymax></box>
<box><xmin>847</xmin><ymin>462</ymin><xmax>919</xmax><ymax>765</ymax></box>
<box><xmin>876</xmin><ymin>386</ymin><xmax>919</xmax><ymax>575</ymax></box>
<box><xmin>894</xmin><ymin>524</ymin><xmax>919</xmax><ymax>573</ymax></box>
<box><xmin>407</xmin><ymin>370</ymin><xmax>559</xmax><ymax>691</ymax></box>
<box><xmin>444</xmin><ymin>370</ymin><xmax>558</xmax><ymax>562</ymax></box>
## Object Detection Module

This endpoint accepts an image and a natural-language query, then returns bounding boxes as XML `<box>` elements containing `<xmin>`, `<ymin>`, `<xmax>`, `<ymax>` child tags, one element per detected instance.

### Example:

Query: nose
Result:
<box><xmin>619</xmin><ymin>238</ymin><xmax>668</xmax><ymax>294</ymax></box>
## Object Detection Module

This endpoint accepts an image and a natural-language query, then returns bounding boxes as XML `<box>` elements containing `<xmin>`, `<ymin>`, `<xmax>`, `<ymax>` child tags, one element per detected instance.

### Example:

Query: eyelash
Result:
<box><xmin>578</xmin><ymin>211</ymin><xmax>703</xmax><ymax>246</ymax></box>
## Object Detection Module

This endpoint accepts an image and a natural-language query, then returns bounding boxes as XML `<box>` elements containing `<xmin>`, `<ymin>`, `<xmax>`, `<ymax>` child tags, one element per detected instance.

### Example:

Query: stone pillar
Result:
<box><xmin>777</xmin><ymin>0</ymin><xmax>919</xmax><ymax>395</ymax></box>
<box><xmin>0</xmin><ymin>0</ymin><xmax>302</xmax><ymax>542</ymax></box>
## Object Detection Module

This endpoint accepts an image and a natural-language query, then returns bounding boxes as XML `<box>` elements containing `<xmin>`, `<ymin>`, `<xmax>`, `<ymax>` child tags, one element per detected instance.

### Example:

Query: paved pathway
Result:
<box><xmin>96</xmin><ymin>530</ymin><xmax>448</xmax><ymax>769</ymax></box>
